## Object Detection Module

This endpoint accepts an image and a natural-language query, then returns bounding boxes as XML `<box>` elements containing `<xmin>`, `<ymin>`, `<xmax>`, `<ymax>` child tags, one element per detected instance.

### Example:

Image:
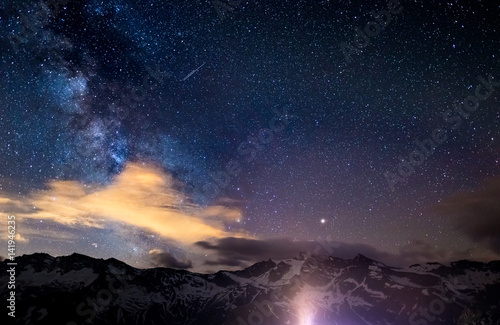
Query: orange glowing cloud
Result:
<box><xmin>0</xmin><ymin>163</ymin><xmax>248</xmax><ymax>244</ymax></box>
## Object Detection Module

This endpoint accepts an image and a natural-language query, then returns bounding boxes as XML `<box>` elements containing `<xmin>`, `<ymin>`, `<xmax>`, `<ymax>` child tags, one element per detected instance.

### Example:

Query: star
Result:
<box><xmin>1</xmin><ymin>0</ymin><xmax>498</xmax><ymax>272</ymax></box>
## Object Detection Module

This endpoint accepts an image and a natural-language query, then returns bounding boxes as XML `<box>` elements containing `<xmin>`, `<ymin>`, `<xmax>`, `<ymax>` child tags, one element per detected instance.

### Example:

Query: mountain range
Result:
<box><xmin>1</xmin><ymin>253</ymin><xmax>499</xmax><ymax>324</ymax></box>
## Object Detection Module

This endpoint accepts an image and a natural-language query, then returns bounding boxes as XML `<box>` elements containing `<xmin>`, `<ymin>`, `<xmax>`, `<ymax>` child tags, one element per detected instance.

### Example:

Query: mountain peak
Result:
<box><xmin>353</xmin><ymin>253</ymin><xmax>374</xmax><ymax>262</ymax></box>
<box><xmin>2</xmin><ymin>252</ymin><xmax>499</xmax><ymax>324</ymax></box>
<box><xmin>234</xmin><ymin>258</ymin><xmax>276</xmax><ymax>278</ymax></box>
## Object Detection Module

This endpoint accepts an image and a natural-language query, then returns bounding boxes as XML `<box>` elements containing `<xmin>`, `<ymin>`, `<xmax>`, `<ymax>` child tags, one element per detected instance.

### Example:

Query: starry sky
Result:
<box><xmin>1</xmin><ymin>0</ymin><xmax>500</xmax><ymax>273</ymax></box>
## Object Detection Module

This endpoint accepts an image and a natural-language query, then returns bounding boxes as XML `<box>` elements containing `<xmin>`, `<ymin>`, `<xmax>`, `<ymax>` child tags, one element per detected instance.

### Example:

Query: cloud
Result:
<box><xmin>0</xmin><ymin>194</ymin><xmax>29</xmax><ymax>214</ymax></box>
<box><xmin>398</xmin><ymin>240</ymin><xmax>450</xmax><ymax>264</ymax></box>
<box><xmin>204</xmin><ymin>257</ymin><xmax>246</xmax><ymax>267</ymax></box>
<box><xmin>195</xmin><ymin>237</ymin><xmax>311</xmax><ymax>262</ymax></box>
<box><xmin>15</xmin><ymin>233</ymin><xmax>28</xmax><ymax>243</ymax></box>
<box><xmin>0</xmin><ymin>197</ymin><xmax>14</xmax><ymax>204</ymax></box>
<box><xmin>435</xmin><ymin>177</ymin><xmax>500</xmax><ymax>254</ymax></box>
<box><xmin>195</xmin><ymin>237</ymin><xmax>491</xmax><ymax>269</ymax></box>
<box><xmin>16</xmin><ymin>220</ymin><xmax>79</xmax><ymax>244</ymax></box>
<box><xmin>149</xmin><ymin>249</ymin><xmax>193</xmax><ymax>269</ymax></box>
<box><xmin>0</xmin><ymin>163</ymin><xmax>248</xmax><ymax>245</ymax></box>
<box><xmin>198</xmin><ymin>205</ymin><xmax>242</xmax><ymax>221</ymax></box>
<box><xmin>195</xmin><ymin>237</ymin><xmax>388</xmax><ymax>268</ymax></box>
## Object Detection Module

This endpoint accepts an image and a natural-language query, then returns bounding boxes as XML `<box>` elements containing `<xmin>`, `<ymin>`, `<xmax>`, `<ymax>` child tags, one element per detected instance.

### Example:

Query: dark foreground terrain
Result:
<box><xmin>1</xmin><ymin>253</ymin><xmax>499</xmax><ymax>324</ymax></box>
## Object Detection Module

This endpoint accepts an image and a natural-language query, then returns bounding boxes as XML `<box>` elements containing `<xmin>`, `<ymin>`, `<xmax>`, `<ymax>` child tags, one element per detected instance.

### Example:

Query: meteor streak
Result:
<box><xmin>181</xmin><ymin>62</ymin><xmax>206</xmax><ymax>81</ymax></box>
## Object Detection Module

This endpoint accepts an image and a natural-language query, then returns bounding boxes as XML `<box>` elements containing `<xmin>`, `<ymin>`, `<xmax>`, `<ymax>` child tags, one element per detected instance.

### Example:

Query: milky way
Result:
<box><xmin>1</xmin><ymin>0</ymin><xmax>500</xmax><ymax>272</ymax></box>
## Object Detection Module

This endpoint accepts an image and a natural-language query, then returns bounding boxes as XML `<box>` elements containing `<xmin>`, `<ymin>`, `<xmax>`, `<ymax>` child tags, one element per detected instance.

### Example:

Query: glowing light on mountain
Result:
<box><xmin>299</xmin><ymin>304</ymin><xmax>315</xmax><ymax>325</ymax></box>
<box><xmin>301</xmin><ymin>313</ymin><xmax>313</xmax><ymax>325</ymax></box>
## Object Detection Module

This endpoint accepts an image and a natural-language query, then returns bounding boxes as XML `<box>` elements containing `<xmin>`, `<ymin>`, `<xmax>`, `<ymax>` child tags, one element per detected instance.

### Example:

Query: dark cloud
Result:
<box><xmin>398</xmin><ymin>240</ymin><xmax>456</xmax><ymax>265</ymax></box>
<box><xmin>195</xmin><ymin>237</ymin><xmax>318</xmax><ymax>262</ymax></box>
<box><xmin>195</xmin><ymin>237</ymin><xmax>461</xmax><ymax>268</ymax></box>
<box><xmin>204</xmin><ymin>257</ymin><xmax>246</xmax><ymax>267</ymax></box>
<box><xmin>195</xmin><ymin>237</ymin><xmax>405</xmax><ymax>266</ymax></box>
<box><xmin>149</xmin><ymin>249</ymin><xmax>192</xmax><ymax>269</ymax></box>
<box><xmin>435</xmin><ymin>177</ymin><xmax>500</xmax><ymax>254</ymax></box>
<box><xmin>196</xmin><ymin>237</ymin><xmax>325</xmax><ymax>268</ymax></box>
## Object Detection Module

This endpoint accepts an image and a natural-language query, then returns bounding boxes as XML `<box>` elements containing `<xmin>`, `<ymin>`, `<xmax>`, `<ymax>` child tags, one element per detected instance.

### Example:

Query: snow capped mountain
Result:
<box><xmin>1</xmin><ymin>253</ymin><xmax>499</xmax><ymax>324</ymax></box>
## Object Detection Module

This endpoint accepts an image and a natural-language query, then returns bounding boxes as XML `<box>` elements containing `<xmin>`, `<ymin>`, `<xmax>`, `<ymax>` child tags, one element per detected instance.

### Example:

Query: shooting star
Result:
<box><xmin>181</xmin><ymin>62</ymin><xmax>206</xmax><ymax>81</ymax></box>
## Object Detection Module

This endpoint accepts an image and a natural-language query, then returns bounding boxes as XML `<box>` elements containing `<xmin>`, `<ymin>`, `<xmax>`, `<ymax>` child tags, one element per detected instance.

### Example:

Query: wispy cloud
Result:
<box><xmin>0</xmin><ymin>163</ymin><xmax>248</xmax><ymax>245</ymax></box>
<box><xmin>149</xmin><ymin>249</ymin><xmax>193</xmax><ymax>269</ymax></box>
<box><xmin>195</xmin><ymin>236</ymin><xmax>496</xmax><ymax>269</ymax></box>
<box><xmin>435</xmin><ymin>176</ymin><xmax>500</xmax><ymax>255</ymax></box>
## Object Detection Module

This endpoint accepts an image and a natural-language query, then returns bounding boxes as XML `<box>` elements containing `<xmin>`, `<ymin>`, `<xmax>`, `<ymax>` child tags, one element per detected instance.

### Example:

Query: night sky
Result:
<box><xmin>1</xmin><ymin>0</ymin><xmax>500</xmax><ymax>273</ymax></box>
